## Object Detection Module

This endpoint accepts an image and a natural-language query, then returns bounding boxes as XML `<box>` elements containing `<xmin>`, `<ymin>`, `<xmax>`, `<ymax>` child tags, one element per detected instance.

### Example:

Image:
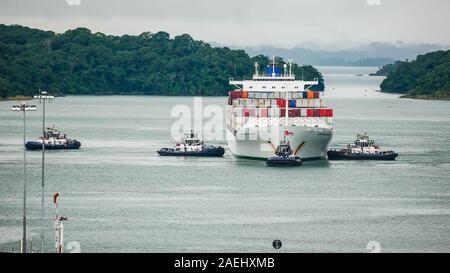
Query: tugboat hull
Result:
<box><xmin>25</xmin><ymin>141</ymin><xmax>81</xmax><ymax>150</ymax></box>
<box><xmin>327</xmin><ymin>150</ymin><xmax>398</xmax><ymax>160</ymax></box>
<box><xmin>157</xmin><ymin>147</ymin><xmax>225</xmax><ymax>157</ymax></box>
<box><xmin>266</xmin><ymin>157</ymin><xmax>303</xmax><ymax>167</ymax></box>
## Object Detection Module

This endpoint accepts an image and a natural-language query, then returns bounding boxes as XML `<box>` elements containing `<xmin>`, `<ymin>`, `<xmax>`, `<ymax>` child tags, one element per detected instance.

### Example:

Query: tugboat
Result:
<box><xmin>266</xmin><ymin>139</ymin><xmax>303</xmax><ymax>167</ymax></box>
<box><xmin>157</xmin><ymin>131</ymin><xmax>225</xmax><ymax>157</ymax></box>
<box><xmin>327</xmin><ymin>133</ymin><xmax>398</xmax><ymax>160</ymax></box>
<box><xmin>25</xmin><ymin>126</ymin><xmax>81</xmax><ymax>150</ymax></box>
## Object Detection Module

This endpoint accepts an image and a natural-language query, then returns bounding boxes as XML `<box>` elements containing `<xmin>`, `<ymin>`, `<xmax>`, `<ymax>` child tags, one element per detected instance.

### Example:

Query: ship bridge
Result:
<box><xmin>229</xmin><ymin>57</ymin><xmax>319</xmax><ymax>92</ymax></box>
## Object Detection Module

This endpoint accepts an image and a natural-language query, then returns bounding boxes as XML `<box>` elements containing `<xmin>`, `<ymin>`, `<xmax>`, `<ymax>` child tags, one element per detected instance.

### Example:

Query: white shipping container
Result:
<box><xmin>301</xmin><ymin>99</ymin><xmax>309</xmax><ymax>108</ymax></box>
<box><xmin>308</xmin><ymin>99</ymin><xmax>319</xmax><ymax>108</ymax></box>
<box><xmin>300</xmin><ymin>108</ymin><xmax>307</xmax><ymax>117</ymax></box>
<box><xmin>272</xmin><ymin>108</ymin><xmax>281</xmax><ymax>117</ymax></box>
<box><xmin>314</xmin><ymin>99</ymin><xmax>321</xmax><ymax>107</ymax></box>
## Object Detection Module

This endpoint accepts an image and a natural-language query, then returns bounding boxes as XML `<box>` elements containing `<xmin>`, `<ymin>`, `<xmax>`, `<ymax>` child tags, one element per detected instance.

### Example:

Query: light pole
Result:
<box><xmin>33</xmin><ymin>91</ymin><xmax>54</xmax><ymax>253</ymax></box>
<box><xmin>11</xmin><ymin>103</ymin><xmax>37</xmax><ymax>253</ymax></box>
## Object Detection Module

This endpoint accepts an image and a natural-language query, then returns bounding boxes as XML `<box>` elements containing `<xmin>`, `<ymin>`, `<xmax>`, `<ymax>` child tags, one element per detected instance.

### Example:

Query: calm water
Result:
<box><xmin>1</xmin><ymin>67</ymin><xmax>449</xmax><ymax>253</ymax></box>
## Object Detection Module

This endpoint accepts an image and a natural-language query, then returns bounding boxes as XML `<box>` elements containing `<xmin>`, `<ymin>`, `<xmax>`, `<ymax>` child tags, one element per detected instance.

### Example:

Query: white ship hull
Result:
<box><xmin>227</xmin><ymin>125</ymin><xmax>333</xmax><ymax>160</ymax></box>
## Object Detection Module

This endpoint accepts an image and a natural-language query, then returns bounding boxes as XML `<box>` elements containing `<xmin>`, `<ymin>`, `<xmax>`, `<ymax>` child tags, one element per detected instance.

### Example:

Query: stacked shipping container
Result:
<box><xmin>234</xmin><ymin>107</ymin><xmax>333</xmax><ymax>117</ymax></box>
<box><xmin>228</xmin><ymin>90</ymin><xmax>332</xmax><ymax>118</ymax></box>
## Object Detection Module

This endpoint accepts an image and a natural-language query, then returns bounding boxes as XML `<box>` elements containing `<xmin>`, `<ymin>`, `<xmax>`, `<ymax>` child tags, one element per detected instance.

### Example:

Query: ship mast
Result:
<box><xmin>283</xmin><ymin>61</ymin><xmax>288</xmax><ymax>125</ymax></box>
<box><xmin>285</xmin><ymin>92</ymin><xmax>289</xmax><ymax>125</ymax></box>
<box><xmin>272</xmin><ymin>56</ymin><xmax>276</xmax><ymax>77</ymax></box>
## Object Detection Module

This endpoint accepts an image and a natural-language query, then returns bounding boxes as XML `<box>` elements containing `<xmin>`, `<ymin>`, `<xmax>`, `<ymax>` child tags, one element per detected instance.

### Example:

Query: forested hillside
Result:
<box><xmin>380</xmin><ymin>50</ymin><xmax>450</xmax><ymax>98</ymax></box>
<box><xmin>0</xmin><ymin>24</ymin><xmax>324</xmax><ymax>98</ymax></box>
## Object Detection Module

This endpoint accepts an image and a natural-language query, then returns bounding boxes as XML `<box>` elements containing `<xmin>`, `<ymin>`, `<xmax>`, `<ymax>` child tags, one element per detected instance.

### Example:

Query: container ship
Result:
<box><xmin>226</xmin><ymin>59</ymin><xmax>333</xmax><ymax>160</ymax></box>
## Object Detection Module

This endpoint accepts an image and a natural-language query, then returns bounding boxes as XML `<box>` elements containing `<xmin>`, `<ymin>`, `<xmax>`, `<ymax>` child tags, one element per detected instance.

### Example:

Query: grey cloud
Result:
<box><xmin>0</xmin><ymin>0</ymin><xmax>449</xmax><ymax>48</ymax></box>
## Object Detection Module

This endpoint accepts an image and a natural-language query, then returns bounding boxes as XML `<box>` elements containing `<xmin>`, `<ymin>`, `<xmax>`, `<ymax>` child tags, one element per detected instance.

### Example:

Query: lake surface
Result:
<box><xmin>1</xmin><ymin>67</ymin><xmax>449</xmax><ymax>253</ymax></box>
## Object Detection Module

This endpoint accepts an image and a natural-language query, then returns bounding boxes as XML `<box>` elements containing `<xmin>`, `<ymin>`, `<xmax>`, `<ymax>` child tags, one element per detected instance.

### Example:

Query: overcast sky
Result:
<box><xmin>1</xmin><ymin>0</ymin><xmax>449</xmax><ymax>49</ymax></box>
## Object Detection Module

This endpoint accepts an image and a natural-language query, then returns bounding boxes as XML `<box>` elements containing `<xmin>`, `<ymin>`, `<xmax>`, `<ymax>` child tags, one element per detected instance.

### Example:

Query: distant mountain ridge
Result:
<box><xmin>232</xmin><ymin>42</ymin><xmax>450</xmax><ymax>67</ymax></box>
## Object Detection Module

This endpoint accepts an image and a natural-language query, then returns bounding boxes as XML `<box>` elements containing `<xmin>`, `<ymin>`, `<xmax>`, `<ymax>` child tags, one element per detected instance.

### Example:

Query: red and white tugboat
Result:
<box><xmin>157</xmin><ymin>131</ymin><xmax>225</xmax><ymax>157</ymax></box>
<box><xmin>327</xmin><ymin>133</ymin><xmax>398</xmax><ymax>160</ymax></box>
<box><xmin>25</xmin><ymin>125</ymin><xmax>81</xmax><ymax>150</ymax></box>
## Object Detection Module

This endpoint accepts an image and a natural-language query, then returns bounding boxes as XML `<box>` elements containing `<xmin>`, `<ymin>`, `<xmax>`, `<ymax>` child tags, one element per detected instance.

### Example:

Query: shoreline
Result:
<box><xmin>377</xmin><ymin>90</ymin><xmax>450</xmax><ymax>101</ymax></box>
<box><xmin>0</xmin><ymin>95</ymin><xmax>33</xmax><ymax>101</ymax></box>
<box><xmin>399</xmin><ymin>94</ymin><xmax>450</xmax><ymax>100</ymax></box>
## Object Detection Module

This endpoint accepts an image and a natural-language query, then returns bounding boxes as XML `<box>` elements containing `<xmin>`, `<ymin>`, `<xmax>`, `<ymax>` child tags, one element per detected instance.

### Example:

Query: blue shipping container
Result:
<box><xmin>265</xmin><ymin>67</ymin><xmax>282</xmax><ymax>76</ymax></box>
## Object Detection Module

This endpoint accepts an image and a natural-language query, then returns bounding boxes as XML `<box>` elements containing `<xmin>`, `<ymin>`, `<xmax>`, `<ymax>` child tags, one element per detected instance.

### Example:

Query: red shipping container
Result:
<box><xmin>230</xmin><ymin>90</ymin><xmax>243</xmax><ymax>99</ymax></box>
<box><xmin>289</xmin><ymin>109</ymin><xmax>300</xmax><ymax>117</ymax></box>
<box><xmin>313</xmin><ymin>92</ymin><xmax>320</xmax><ymax>99</ymax></box>
<box><xmin>277</xmin><ymin>99</ymin><xmax>286</xmax><ymax>107</ymax></box>
<box><xmin>313</xmin><ymin>109</ymin><xmax>320</xmax><ymax>117</ymax></box>
<box><xmin>327</xmin><ymin>109</ymin><xmax>333</xmax><ymax>117</ymax></box>
<box><xmin>319</xmin><ymin>109</ymin><xmax>326</xmax><ymax>117</ymax></box>
<box><xmin>307</xmin><ymin>109</ymin><xmax>314</xmax><ymax>117</ymax></box>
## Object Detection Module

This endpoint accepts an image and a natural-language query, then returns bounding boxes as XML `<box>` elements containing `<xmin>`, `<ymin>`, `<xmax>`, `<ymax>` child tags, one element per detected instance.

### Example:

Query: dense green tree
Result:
<box><xmin>0</xmin><ymin>24</ymin><xmax>325</xmax><ymax>98</ymax></box>
<box><xmin>380</xmin><ymin>50</ymin><xmax>450</xmax><ymax>98</ymax></box>
<box><xmin>369</xmin><ymin>60</ymin><xmax>402</xmax><ymax>76</ymax></box>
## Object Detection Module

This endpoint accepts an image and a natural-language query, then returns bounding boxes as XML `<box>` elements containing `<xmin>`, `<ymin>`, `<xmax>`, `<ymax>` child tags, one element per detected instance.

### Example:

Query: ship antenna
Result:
<box><xmin>254</xmin><ymin>62</ymin><xmax>259</xmax><ymax>76</ymax></box>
